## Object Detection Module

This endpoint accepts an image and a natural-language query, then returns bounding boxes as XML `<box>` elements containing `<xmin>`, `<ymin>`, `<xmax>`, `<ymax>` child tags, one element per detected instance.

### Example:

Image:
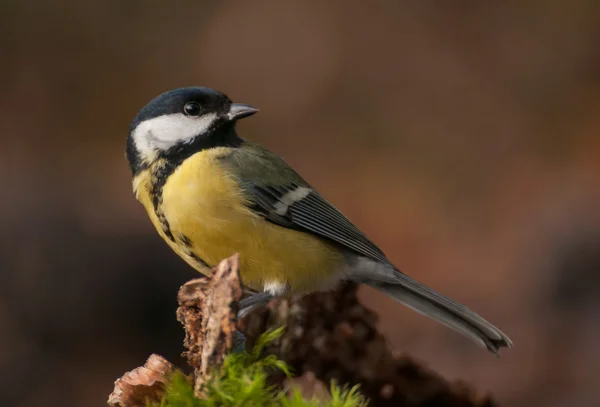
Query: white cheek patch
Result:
<box><xmin>132</xmin><ymin>112</ymin><xmax>218</xmax><ymax>161</ymax></box>
<box><xmin>273</xmin><ymin>186</ymin><xmax>312</xmax><ymax>215</ymax></box>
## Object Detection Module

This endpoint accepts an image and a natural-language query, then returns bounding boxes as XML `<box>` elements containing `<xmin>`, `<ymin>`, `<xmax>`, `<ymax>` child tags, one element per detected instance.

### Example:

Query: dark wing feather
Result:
<box><xmin>243</xmin><ymin>182</ymin><xmax>391</xmax><ymax>265</ymax></box>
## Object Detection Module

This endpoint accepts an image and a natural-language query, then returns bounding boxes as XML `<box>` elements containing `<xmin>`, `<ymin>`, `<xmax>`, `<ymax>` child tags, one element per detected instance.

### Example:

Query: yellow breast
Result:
<box><xmin>133</xmin><ymin>148</ymin><xmax>344</xmax><ymax>293</ymax></box>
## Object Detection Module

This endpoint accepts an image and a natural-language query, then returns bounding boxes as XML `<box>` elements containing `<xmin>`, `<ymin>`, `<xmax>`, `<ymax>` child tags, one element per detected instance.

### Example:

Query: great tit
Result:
<box><xmin>126</xmin><ymin>87</ymin><xmax>512</xmax><ymax>354</ymax></box>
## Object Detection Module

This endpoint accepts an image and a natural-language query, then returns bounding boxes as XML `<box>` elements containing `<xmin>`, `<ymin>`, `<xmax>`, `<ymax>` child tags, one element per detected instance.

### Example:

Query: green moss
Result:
<box><xmin>280</xmin><ymin>383</ymin><xmax>368</xmax><ymax>407</ymax></box>
<box><xmin>151</xmin><ymin>327</ymin><xmax>368</xmax><ymax>407</ymax></box>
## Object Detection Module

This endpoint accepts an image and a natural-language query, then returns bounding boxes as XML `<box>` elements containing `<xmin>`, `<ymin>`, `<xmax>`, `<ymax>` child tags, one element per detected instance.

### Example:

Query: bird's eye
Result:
<box><xmin>183</xmin><ymin>102</ymin><xmax>201</xmax><ymax>116</ymax></box>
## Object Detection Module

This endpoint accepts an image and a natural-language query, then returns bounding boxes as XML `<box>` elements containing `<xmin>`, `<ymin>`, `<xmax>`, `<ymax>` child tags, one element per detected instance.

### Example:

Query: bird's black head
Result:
<box><xmin>126</xmin><ymin>87</ymin><xmax>258</xmax><ymax>174</ymax></box>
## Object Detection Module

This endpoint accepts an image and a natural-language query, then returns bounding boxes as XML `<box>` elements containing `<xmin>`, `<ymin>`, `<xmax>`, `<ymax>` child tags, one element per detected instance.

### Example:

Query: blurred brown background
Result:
<box><xmin>2</xmin><ymin>1</ymin><xmax>600</xmax><ymax>406</ymax></box>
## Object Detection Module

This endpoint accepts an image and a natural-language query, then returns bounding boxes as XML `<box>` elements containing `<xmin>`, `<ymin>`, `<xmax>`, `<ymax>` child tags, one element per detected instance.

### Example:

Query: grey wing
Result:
<box><xmin>243</xmin><ymin>182</ymin><xmax>392</xmax><ymax>265</ymax></box>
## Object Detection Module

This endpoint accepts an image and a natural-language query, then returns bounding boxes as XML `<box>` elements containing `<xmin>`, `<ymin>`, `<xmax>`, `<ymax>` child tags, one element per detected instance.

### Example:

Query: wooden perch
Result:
<box><xmin>176</xmin><ymin>253</ymin><xmax>243</xmax><ymax>396</ymax></box>
<box><xmin>108</xmin><ymin>254</ymin><xmax>498</xmax><ymax>407</ymax></box>
<box><xmin>107</xmin><ymin>354</ymin><xmax>175</xmax><ymax>407</ymax></box>
<box><xmin>239</xmin><ymin>283</ymin><xmax>497</xmax><ymax>406</ymax></box>
<box><xmin>108</xmin><ymin>255</ymin><xmax>242</xmax><ymax>406</ymax></box>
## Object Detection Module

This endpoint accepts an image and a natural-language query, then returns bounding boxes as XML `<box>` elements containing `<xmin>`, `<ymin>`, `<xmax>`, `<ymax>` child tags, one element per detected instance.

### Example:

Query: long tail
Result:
<box><xmin>363</xmin><ymin>269</ymin><xmax>513</xmax><ymax>354</ymax></box>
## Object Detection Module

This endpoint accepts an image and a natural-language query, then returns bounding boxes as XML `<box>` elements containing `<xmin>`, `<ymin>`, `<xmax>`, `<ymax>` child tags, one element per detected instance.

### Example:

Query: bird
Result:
<box><xmin>126</xmin><ymin>87</ymin><xmax>512</xmax><ymax>354</ymax></box>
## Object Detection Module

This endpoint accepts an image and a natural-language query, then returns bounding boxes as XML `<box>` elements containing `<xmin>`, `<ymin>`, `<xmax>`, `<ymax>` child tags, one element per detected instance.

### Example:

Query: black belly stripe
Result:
<box><xmin>179</xmin><ymin>234</ymin><xmax>193</xmax><ymax>247</ymax></box>
<box><xmin>189</xmin><ymin>252</ymin><xmax>210</xmax><ymax>268</ymax></box>
<box><xmin>179</xmin><ymin>234</ymin><xmax>211</xmax><ymax>268</ymax></box>
<box><xmin>156</xmin><ymin>209</ymin><xmax>174</xmax><ymax>242</ymax></box>
<box><xmin>149</xmin><ymin>161</ymin><xmax>177</xmax><ymax>242</ymax></box>
<box><xmin>147</xmin><ymin>127</ymin><xmax>244</xmax><ymax>244</ymax></box>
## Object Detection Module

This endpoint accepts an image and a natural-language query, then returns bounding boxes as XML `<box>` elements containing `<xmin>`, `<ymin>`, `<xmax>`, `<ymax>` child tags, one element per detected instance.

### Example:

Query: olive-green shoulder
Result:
<box><xmin>222</xmin><ymin>140</ymin><xmax>309</xmax><ymax>187</ymax></box>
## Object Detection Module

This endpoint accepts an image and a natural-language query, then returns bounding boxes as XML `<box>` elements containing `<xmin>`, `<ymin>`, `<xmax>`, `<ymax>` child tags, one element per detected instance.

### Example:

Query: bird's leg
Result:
<box><xmin>232</xmin><ymin>292</ymin><xmax>274</xmax><ymax>352</ymax></box>
<box><xmin>237</xmin><ymin>292</ymin><xmax>274</xmax><ymax>319</ymax></box>
<box><xmin>232</xmin><ymin>330</ymin><xmax>247</xmax><ymax>353</ymax></box>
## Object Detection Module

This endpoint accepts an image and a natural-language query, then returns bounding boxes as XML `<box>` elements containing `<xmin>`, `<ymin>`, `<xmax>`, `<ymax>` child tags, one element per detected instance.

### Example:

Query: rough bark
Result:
<box><xmin>239</xmin><ymin>283</ymin><xmax>496</xmax><ymax>407</ymax></box>
<box><xmin>176</xmin><ymin>253</ymin><xmax>242</xmax><ymax>396</ymax></box>
<box><xmin>108</xmin><ymin>254</ymin><xmax>498</xmax><ymax>407</ymax></box>
<box><xmin>107</xmin><ymin>354</ymin><xmax>175</xmax><ymax>407</ymax></box>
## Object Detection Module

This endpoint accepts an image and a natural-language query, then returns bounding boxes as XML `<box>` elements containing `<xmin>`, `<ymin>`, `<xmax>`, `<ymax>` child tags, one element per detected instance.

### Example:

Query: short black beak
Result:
<box><xmin>227</xmin><ymin>103</ymin><xmax>259</xmax><ymax>121</ymax></box>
